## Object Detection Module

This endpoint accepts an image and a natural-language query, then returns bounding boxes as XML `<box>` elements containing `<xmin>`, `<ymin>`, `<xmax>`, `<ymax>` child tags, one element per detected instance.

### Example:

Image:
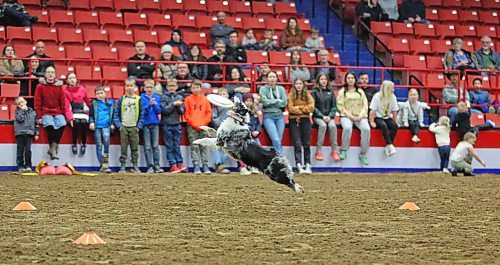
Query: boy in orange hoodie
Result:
<box><xmin>184</xmin><ymin>79</ymin><xmax>212</xmax><ymax>174</ymax></box>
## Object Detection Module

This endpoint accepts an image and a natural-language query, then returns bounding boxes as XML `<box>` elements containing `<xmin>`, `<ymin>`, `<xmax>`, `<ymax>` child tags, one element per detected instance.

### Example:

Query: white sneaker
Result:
<box><xmin>250</xmin><ymin>167</ymin><xmax>260</xmax><ymax>174</ymax></box>
<box><xmin>240</xmin><ymin>167</ymin><xmax>251</xmax><ymax>176</ymax></box>
<box><xmin>411</xmin><ymin>135</ymin><xmax>420</xmax><ymax>143</ymax></box>
<box><xmin>384</xmin><ymin>145</ymin><xmax>390</xmax><ymax>157</ymax></box>
<box><xmin>297</xmin><ymin>163</ymin><xmax>306</xmax><ymax>174</ymax></box>
<box><xmin>442</xmin><ymin>168</ymin><xmax>450</xmax><ymax>174</ymax></box>
<box><xmin>304</xmin><ymin>163</ymin><xmax>312</xmax><ymax>174</ymax></box>
<box><xmin>388</xmin><ymin>144</ymin><xmax>396</xmax><ymax>156</ymax></box>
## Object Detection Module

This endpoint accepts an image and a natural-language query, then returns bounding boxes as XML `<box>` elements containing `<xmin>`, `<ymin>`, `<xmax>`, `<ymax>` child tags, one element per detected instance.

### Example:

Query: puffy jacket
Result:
<box><xmin>64</xmin><ymin>84</ymin><xmax>91</xmax><ymax>121</ymax></box>
<box><xmin>89</xmin><ymin>98</ymin><xmax>115</xmax><ymax>129</ymax></box>
<box><xmin>248</xmin><ymin>112</ymin><xmax>262</xmax><ymax>139</ymax></box>
<box><xmin>160</xmin><ymin>90</ymin><xmax>185</xmax><ymax>125</ymax></box>
<box><xmin>0</xmin><ymin>58</ymin><xmax>24</xmax><ymax>76</ymax></box>
<box><xmin>127</xmin><ymin>54</ymin><xmax>156</xmax><ymax>79</ymax></box>
<box><xmin>14</xmin><ymin>107</ymin><xmax>39</xmax><ymax>136</ymax></box>
<box><xmin>140</xmin><ymin>93</ymin><xmax>161</xmax><ymax>126</ymax></box>
<box><xmin>312</xmin><ymin>86</ymin><xmax>337</xmax><ymax>119</ymax></box>
<box><xmin>34</xmin><ymin>78</ymin><xmax>66</xmax><ymax>119</ymax></box>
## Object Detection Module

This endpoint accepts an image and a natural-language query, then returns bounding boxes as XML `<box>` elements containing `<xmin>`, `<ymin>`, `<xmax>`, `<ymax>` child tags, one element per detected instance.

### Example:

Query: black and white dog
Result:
<box><xmin>194</xmin><ymin>99</ymin><xmax>304</xmax><ymax>194</ymax></box>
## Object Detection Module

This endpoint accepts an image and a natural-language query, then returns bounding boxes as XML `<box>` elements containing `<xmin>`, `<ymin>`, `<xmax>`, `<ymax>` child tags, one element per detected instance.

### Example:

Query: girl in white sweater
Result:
<box><xmin>429</xmin><ymin>116</ymin><xmax>451</xmax><ymax>173</ymax></box>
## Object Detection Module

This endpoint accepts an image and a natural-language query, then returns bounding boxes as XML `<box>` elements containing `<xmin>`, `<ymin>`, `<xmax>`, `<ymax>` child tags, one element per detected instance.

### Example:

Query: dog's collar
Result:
<box><xmin>228</xmin><ymin>111</ymin><xmax>247</xmax><ymax>124</ymax></box>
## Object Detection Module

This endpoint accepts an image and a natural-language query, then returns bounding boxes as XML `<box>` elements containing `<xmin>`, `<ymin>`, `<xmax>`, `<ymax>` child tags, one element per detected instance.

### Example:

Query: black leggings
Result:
<box><xmin>45</xmin><ymin>126</ymin><xmax>65</xmax><ymax>145</ymax></box>
<box><xmin>374</xmin><ymin>117</ymin><xmax>398</xmax><ymax>145</ymax></box>
<box><xmin>72</xmin><ymin>118</ymin><xmax>88</xmax><ymax>145</ymax></box>
<box><xmin>289</xmin><ymin>117</ymin><xmax>312</xmax><ymax>165</ymax></box>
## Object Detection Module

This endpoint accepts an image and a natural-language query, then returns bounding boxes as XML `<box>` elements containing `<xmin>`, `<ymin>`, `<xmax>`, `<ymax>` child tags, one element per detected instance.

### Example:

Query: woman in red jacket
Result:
<box><xmin>34</xmin><ymin>66</ymin><xmax>67</xmax><ymax>160</ymax></box>
<box><xmin>64</xmin><ymin>73</ymin><xmax>91</xmax><ymax>155</ymax></box>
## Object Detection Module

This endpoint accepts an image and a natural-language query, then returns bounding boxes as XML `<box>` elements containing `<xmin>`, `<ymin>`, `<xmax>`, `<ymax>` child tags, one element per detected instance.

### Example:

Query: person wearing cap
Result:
<box><xmin>158</xmin><ymin>44</ymin><xmax>180</xmax><ymax>81</ymax></box>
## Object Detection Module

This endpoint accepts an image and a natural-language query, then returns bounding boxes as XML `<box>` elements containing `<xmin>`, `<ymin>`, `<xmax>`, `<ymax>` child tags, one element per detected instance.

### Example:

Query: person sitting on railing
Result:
<box><xmin>259</xmin><ymin>71</ymin><xmax>287</xmax><ymax>153</ymax></box>
<box><xmin>158</xmin><ymin>44</ymin><xmax>180</xmax><ymax>81</ymax></box>
<box><xmin>358</xmin><ymin>72</ymin><xmax>377</xmax><ymax>102</ymax></box>
<box><xmin>473</xmin><ymin>36</ymin><xmax>499</xmax><ymax>76</ymax></box>
<box><xmin>311</xmin><ymin>49</ymin><xmax>340</xmax><ymax>86</ymax></box>
<box><xmin>210</xmin><ymin>11</ymin><xmax>234</xmax><ymax>47</ymax></box>
<box><xmin>174</xmin><ymin>62</ymin><xmax>194</xmax><ymax>98</ymax></box>
<box><xmin>0</xmin><ymin>0</ymin><xmax>38</xmax><ymax>27</ymax></box>
<box><xmin>469</xmin><ymin>78</ymin><xmax>499</xmax><ymax>114</ymax></box>
<box><xmin>127</xmin><ymin>41</ymin><xmax>156</xmax><ymax>83</ymax></box>
<box><xmin>225</xmin><ymin>67</ymin><xmax>250</xmax><ymax>100</ymax></box>
<box><xmin>164</xmin><ymin>30</ymin><xmax>190</xmax><ymax>60</ymax></box>
<box><xmin>285</xmin><ymin>50</ymin><xmax>310</xmax><ymax>83</ymax></box>
<box><xmin>356</xmin><ymin>0</ymin><xmax>385</xmax><ymax>27</ymax></box>
<box><xmin>227</xmin><ymin>30</ymin><xmax>247</xmax><ymax>64</ymax></box>
<box><xmin>442</xmin><ymin>72</ymin><xmax>481</xmax><ymax>126</ymax></box>
<box><xmin>305</xmin><ymin>28</ymin><xmax>324</xmax><ymax>53</ymax></box>
<box><xmin>24</xmin><ymin>41</ymin><xmax>54</xmax><ymax>74</ymax></box>
<box><xmin>444</xmin><ymin>38</ymin><xmax>478</xmax><ymax>77</ymax></box>
<box><xmin>453</xmin><ymin>101</ymin><xmax>495</xmax><ymax>141</ymax></box>
<box><xmin>207</xmin><ymin>40</ymin><xmax>239</xmax><ymax>88</ymax></box>
<box><xmin>398</xmin><ymin>0</ymin><xmax>428</xmax><ymax>24</ymax></box>
<box><xmin>185</xmin><ymin>44</ymin><xmax>208</xmax><ymax>81</ymax></box>
<box><xmin>279</xmin><ymin>17</ymin><xmax>306</xmax><ymax>51</ymax></box>
<box><xmin>0</xmin><ymin>44</ymin><xmax>24</xmax><ymax>83</ymax></box>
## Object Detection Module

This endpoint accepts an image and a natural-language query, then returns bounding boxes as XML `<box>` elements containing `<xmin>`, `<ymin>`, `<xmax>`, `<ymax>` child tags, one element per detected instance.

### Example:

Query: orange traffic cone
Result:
<box><xmin>13</xmin><ymin>202</ymin><xmax>37</xmax><ymax>211</ymax></box>
<box><xmin>73</xmin><ymin>230</ymin><xmax>106</xmax><ymax>245</ymax></box>
<box><xmin>399</xmin><ymin>202</ymin><xmax>420</xmax><ymax>211</ymax></box>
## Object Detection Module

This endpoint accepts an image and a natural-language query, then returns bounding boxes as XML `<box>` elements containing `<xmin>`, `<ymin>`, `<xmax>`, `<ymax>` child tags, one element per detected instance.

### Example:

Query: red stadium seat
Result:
<box><xmin>224</xmin><ymin>17</ymin><xmax>243</xmax><ymax>30</ymax></box>
<box><xmin>6</xmin><ymin>27</ymin><xmax>32</xmax><ymax>45</ymax></box>
<box><xmin>387</xmin><ymin>38</ymin><xmax>410</xmax><ymax>67</ymax></box>
<box><xmin>0</xmin><ymin>26</ymin><xmax>5</xmax><ymax>44</ymax></box>
<box><xmin>476</xmin><ymin>26</ymin><xmax>497</xmax><ymax>39</ymax></box>
<box><xmin>15</xmin><ymin>44</ymin><xmax>35</xmax><ymax>58</ymax></box>
<box><xmin>461</xmin><ymin>0</ymin><xmax>482</xmax><ymax>9</ymax></box>
<box><xmin>108</xmin><ymin>29</ymin><xmax>134</xmax><ymax>47</ymax></box>
<box><xmin>269</xmin><ymin>51</ymin><xmax>291</xmax><ymax>64</ymax></box>
<box><xmin>133</xmin><ymin>30</ymin><xmax>160</xmax><ymax>48</ymax></box>
<box><xmin>112</xmin><ymin>86</ymin><xmax>124</xmax><ymax>99</ymax></box>
<box><xmin>470</xmin><ymin>113</ymin><xmax>485</xmax><ymax>127</ymax></box>
<box><xmin>435</xmin><ymin>24</ymin><xmax>457</xmax><ymax>39</ymax></box>
<box><xmin>182</xmin><ymin>32</ymin><xmax>208</xmax><ymax>49</ymax></box>
<box><xmin>391</xmin><ymin>22</ymin><xmax>414</xmax><ymax>38</ymax></box>
<box><xmin>274</xmin><ymin>2</ymin><xmax>298</xmax><ymax>19</ymax></box>
<box><xmin>206</xmin><ymin>1</ymin><xmax>230</xmax><ymax>16</ymax></box>
<box><xmin>82</xmin><ymin>28</ymin><xmax>109</xmax><ymax>47</ymax></box>
<box><xmin>117</xmin><ymin>46</ymin><xmax>136</xmax><ymax>60</ymax></box>
<box><xmin>201</xmin><ymin>49</ymin><xmax>216</xmax><ymax>58</ymax></box>
<box><xmin>409</xmin><ymin>39</ymin><xmax>433</xmax><ymax>55</ymax></box>
<box><xmin>426</xmin><ymin>56</ymin><xmax>444</xmax><ymax>69</ymax></box>
<box><xmin>462</xmin><ymin>40</ymin><xmax>476</xmax><ymax>52</ymax></box>
<box><xmin>482</xmin><ymin>0</ymin><xmax>500</xmax><ymax>9</ymax></box>
<box><xmin>183</xmin><ymin>0</ymin><xmax>208</xmax><ymax>16</ymax></box>
<box><xmin>195</xmin><ymin>15</ymin><xmax>216</xmax><ymax>31</ymax></box>
<box><xmin>297</xmin><ymin>19</ymin><xmax>311</xmax><ymax>33</ymax></box>
<box><xmin>32</xmin><ymin>27</ymin><xmax>58</xmax><ymax>46</ymax></box>
<box><xmin>157</xmin><ymin>30</ymin><xmax>173</xmax><ymax>45</ymax></box>
<box><xmin>68</xmin><ymin>0</ymin><xmax>90</xmax><ymax>10</ymax></box>
<box><xmin>148</xmin><ymin>13</ymin><xmax>173</xmax><ymax>31</ymax></box>
<box><xmin>0</xmin><ymin>105</ymin><xmax>10</xmax><ymax>120</ymax></box>
<box><xmin>426</xmin><ymin>73</ymin><xmax>446</xmax><ymax>88</ymax></box>
<box><xmin>467</xmin><ymin>76</ymin><xmax>491</xmax><ymax>89</ymax></box>
<box><xmin>246</xmin><ymin>50</ymin><xmax>269</xmax><ymax>64</ymax></box>
<box><xmin>485</xmin><ymin>114</ymin><xmax>500</xmax><ymax>126</ymax></box>
<box><xmin>426</xmin><ymin>0</ymin><xmax>442</xmax><ymax>7</ymax></box>
<box><xmin>370</xmin><ymin>21</ymin><xmax>392</xmax><ymax>39</ymax></box>
<box><xmin>137</xmin><ymin>0</ymin><xmax>162</xmax><ymax>14</ymax></box>
<box><xmin>430</xmin><ymin>39</ymin><xmax>453</xmax><ymax>55</ymax></box>
<box><xmin>442</xmin><ymin>0</ymin><xmax>462</xmax><ymax>8</ymax></box>
<box><xmin>252</xmin><ymin>1</ymin><xmax>275</xmax><ymax>18</ymax></box>
<box><xmin>102</xmin><ymin>66</ymin><xmax>129</xmax><ymax>82</ymax></box>
<box><xmin>301</xmin><ymin>52</ymin><xmax>317</xmax><ymax>65</ymax></box>
<box><xmin>58</xmin><ymin>28</ymin><xmax>84</xmax><ymax>46</ymax></box>
<box><xmin>425</xmin><ymin>9</ymin><xmax>440</xmax><ymax>23</ymax></box>
<box><xmin>124</xmin><ymin>13</ymin><xmax>149</xmax><ymax>30</ymax></box>
<box><xmin>65</xmin><ymin>46</ymin><xmax>92</xmax><ymax>60</ymax></box>
<box><xmin>49</xmin><ymin>10</ymin><xmax>75</xmax><ymax>28</ymax></box>
<box><xmin>114</xmin><ymin>0</ymin><xmax>138</xmax><ymax>12</ymax></box>
<box><xmin>438</xmin><ymin>9</ymin><xmax>459</xmax><ymax>23</ymax></box>
<box><xmin>98</xmin><ymin>12</ymin><xmax>124</xmax><ymax>30</ymax></box>
<box><xmin>171</xmin><ymin>14</ymin><xmax>197</xmax><ymax>32</ymax></box>
<box><xmin>92</xmin><ymin>46</ymin><xmax>119</xmax><ymax>61</ymax></box>
<box><xmin>458</xmin><ymin>10</ymin><xmax>480</xmax><ymax>24</ymax></box>
<box><xmin>242</xmin><ymin>17</ymin><xmax>267</xmax><ymax>34</ymax></box>
<box><xmin>414</xmin><ymin>23</ymin><xmax>436</xmax><ymax>39</ymax></box>
<box><xmin>44</xmin><ymin>45</ymin><xmax>66</xmax><ymax>60</ymax></box>
<box><xmin>159</xmin><ymin>0</ymin><xmax>184</xmax><ymax>15</ymax></box>
<box><xmin>29</xmin><ymin>10</ymin><xmax>50</xmax><ymax>27</ymax></box>
<box><xmin>455</xmin><ymin>25</ymin><xmax>476</xmax><ymax>38</ymax></box>
<box><xmin>478</xmin><ymin>11</ymin><xmax>499</xmax><ymax>26</ymax></box>
<box><xmin>0</xmin><ymin>83</ymin><xmax>20</xmax><ymax>98</ymax></box>
<box><xmin>229</xmin><ymin>1</ymin><xmax>252</xmax><ymax>18</ymax></box>
<box><xmin>89</xmin><ymin>0</ymin><xmax>113</xmax><ymax>12</ymax></box>
<box><xmin>403</xmin><ymin>55</ymin><xmax>426</xmax><ymax>69</ymax></box>
<box><xmin>74</xmin><ymin>10</ymin><xmax>99</xmax><ymax>29</ymax></box>
<box><xmin>266</xmin><ymin>18</ymin><xmax>287</xmax><ymax>32</ymax></box>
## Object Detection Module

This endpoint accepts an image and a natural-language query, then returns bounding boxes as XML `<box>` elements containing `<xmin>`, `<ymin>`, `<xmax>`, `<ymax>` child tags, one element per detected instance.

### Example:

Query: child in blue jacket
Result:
<box><xmin>140</xmin><ymin>79</ymin><xmax>163</xmax><ymax>173</ymax></box>
<box><xmin>89</xmin><ymin>86</ymin><xmax>115</xmax><ymax>173</ymax></box>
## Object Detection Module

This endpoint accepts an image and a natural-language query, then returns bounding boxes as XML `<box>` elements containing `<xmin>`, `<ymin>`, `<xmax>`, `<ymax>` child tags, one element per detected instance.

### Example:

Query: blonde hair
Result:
<box><xmin>438</xmin><ymin>116</ymin><xmax>450</xmax><ymax>127</ymax></box>
<box><xmin>379</xmin><ymin>80</ymin><xmax>395</xmax><ymax>109</ymax></box>
<box><xmin>15</xmin><ymin>96</ymin><xmax>26</xmax><ymax>103</ymax></box>
<box><xmin>191</xmin><ymin>79</ymin><xmax>203</xmax><ymax>88</ymax></box>
<box><xmin>166</xmin><ymin>78</ymin><xmax>178</xmax><ymax>86</ymax></box>
<box><xmin>125</xmin><ymin>78</ymin><xmax>136</xmax><ymax>86</ymax></box>
<box><xmin>218</xmin><ymin>87</ymin><xmax>228</xmax><ymax>95</ymax></box>
<box><xmin>143</xmin><ymin>79</ymin><xmax>155</xmax><ymax>86</ymax></box>
<box><xmin>463</xmin><ymin>132</ymin><xmax>476</xmax><ymax>142</ymax></box>
<box><xmin>408</xmin><ymin>88</ymin><xmax>418</xmax><ymax>96</ymax></box>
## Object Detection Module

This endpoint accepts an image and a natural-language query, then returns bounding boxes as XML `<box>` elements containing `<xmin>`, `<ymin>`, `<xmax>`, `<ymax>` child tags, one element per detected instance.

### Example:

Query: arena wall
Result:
<box><xmin>0</xmin><ymin>125</ymin><xmax>498</xmax><ymax>173</ymax></box>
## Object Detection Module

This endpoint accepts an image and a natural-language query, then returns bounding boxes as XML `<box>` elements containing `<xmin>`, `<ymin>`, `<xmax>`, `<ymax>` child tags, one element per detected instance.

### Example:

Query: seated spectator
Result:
<box><xmin>286</xmin><ymin>50</ymin><xmax>311</xmax><ymax>82</ymax></box>
<box><xmin>358</xmin><ymin>72</ymin><xmax>376</xmax><ymax>102</ymax></box>
<box><xmin>356</xmin><ymin>0</ymin><xmax>385</xmax><ymax>27</ymax></box>
<box><xmin>226</xmin><ymin>67</ymin><xmax>250</xmax><ymax>100</ymax></box>
<box><xmin>0</xmin><ymin>44</ymin><xmax>24</xmax><ymax>81</ymax></box>
<box><xmin>185</xmin><ymin>44</ymin><xmax>208</xmax><ymax>81</ymax></box>
<box><xmin>0</xmin><ymin>0</ymin><xmax>38</xmax><ymax>27</ymax></box>
<box><xmin>305</xmin><ymin>28</ymin><xmax>324</xmax><ymax>52</ymax></box>
<box><xmin>164</xmin><ymin>30</ymin><xmax>190</xmax><ymax>60</ymax></box>
<box><xmin>444</xmin><ymin>38</ymin><xmax>478</xmax><ymax>76</ymax></box>
<box><xmin>369</xmin><ymin>80</ymin><xmax>399</xmax><ymax>156</ymax></box>
<box><xmin>442</xmin><ymin>72</ymin><xmax>481</xmax><ymax>125</ymax></box>
<box><xmin>20</xmin><ymin>55</ymin><xmax>44</xmax><ymax>100</ymax></box>
<box><xmin>127</xmin><ymin>41</ymin><xmax>156</xmax><ymax>81</ymax></box>
<box><xmin>311</xmin><ymin>49</ymin><xmax>339</xmax><ymax>85</ymax></box>
<box><xmin>158</xmin><ymin>44</ymin><xmax>180</xmax><ymax>81</ymax></box>
<box><xmin>242</xmin><ymin>29</ymin><xmax>260</xmax><ymax>50</ymax></box>
<box><xmin>210</xmin><ymin>11</ymin><xmax>234</xmax><ymax>46</ymax></box>
<box><xmin>227</xmin><ymin>30</ymin><xmax>247</xmax><ymax>64</ymax></box>
<box><xmin>260</xmin><ymin>29</ymin><xmax>279</xmax><ymax>52</ymax></box>
<box><xmin>174</xmin><ymin>62</ymin><xmax>194</xmax><ymax>98</ymax></box>
<box><xmin>473</xmin><ymin>36</ymin><xmax>499</xmax><ymax>75</ymax></box>
<box><xmin>379</xmin><ymin>0</ymin><xmax>399</xmax><ymax>21</ymax></box>
<box><xmin>400</xmin><ymin>88</ymin><xmax>427</xmax><ymax>143</ymax></box>
<box><xmin>279</xmin><ymin>17</ymin><xmax>306</xmax><ymax>51</ymax></box>
<box><xmin>398</xmin><ymin>0</ymin><xmax>428</xmax><ymax>24</ymax></box>
<box><xmin>207</xmin><ymin>40</ymin><xmax>239</xmax><ymax>87</ymax></box>
<box><xmin>25</xmin><ymin>41</ymin><xmax>54</xmax><ymax>74</ymax></box>
<box><xmin>469</xmin><ymin>78</ymin><xmax>498</xmax><ymax>114</ymax></box>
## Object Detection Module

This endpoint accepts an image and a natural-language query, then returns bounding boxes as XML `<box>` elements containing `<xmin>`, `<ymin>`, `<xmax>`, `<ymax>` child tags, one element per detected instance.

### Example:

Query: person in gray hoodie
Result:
<box><xmin>14</xmin><ymin>96</ymin><xmax>39</xmax><ymax>172</ymax></box>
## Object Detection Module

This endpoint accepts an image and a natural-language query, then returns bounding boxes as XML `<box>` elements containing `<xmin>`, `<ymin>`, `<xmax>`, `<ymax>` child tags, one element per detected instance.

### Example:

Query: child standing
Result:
<box><xmin>401</xmin><ymin>88</ymin><xmax>426</xmax><ymax>143</ymax></box>
<box><xmin>114</xmin><ymin>78</ymin><xmax>144</xmax><ymax>173</ymax></box>
<box><xmin>242</xmin><ymin>29</ymin><xmax>259</xmax><ymax>50</ymax></box>
<box><xmin>450</xmin><ymin>132</ymin><xmax>486</xmax><ymax>176</ymax></box>
<box><xmin>287</xmin><ymin>78</ymin><xmax>315</xmax><ymax>174</ymax></box>
<box><xmin>305</xmin><ymin>28</ymin><xmax>324</xmax><ymax>52</ymax></box>
<box><xmin>184</xmin><ymin>79</ymin><xmax>212</xmax><ymax>174</ymax></box>
<box><xmin>14</xmin><ymin>97</ymin><xmax>39</xmax><ymax>172</ymax></box>
<box><xmin>243</xmin><ymin>92</ymin><xmax>261</xmax><ymax>174</ymax></box>
<box><xmin>64</xmin><ymin>73</ymin><xmax>91</xmax><ymax>155</ymax></box>
<box><xmin>160</xmin><ymin>79</ymin><xmax>187</xmax><ymax>173</ymax></box>
<box><xmin>89</xmin><ymin>86</ymin><xmax>115</xmax><ymax>173</ymax></box>
<box><xmin>429</xmin><ymin>116</ymin><xmax>451</xmax><ymax>173</ymax></box>
<box><xmin>140</xmin><ymin>79</ymin><xmax>164</xmax><ymax>174</ymax></box>
<box><xmin>211</xmin><ymin>88</ymin><xmax>231</xmax><ymax>174</ymax></box>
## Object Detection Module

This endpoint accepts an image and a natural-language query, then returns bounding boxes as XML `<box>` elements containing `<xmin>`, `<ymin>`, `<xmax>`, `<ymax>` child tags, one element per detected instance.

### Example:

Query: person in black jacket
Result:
<box><xmin>164</xmin><ymin>30</ymin><xmax>190</xmax><ymax>60</ymax></box>
<box><xmin>310</xmin><ymin>49</ymin><xmax>340</xmax><ymax>85</ymax></box>
<box><xmin>24</xmin><ymin>41</ymin><xmax>54</xmax><ymax>74</ymax></box>
<box><xmin>355</xmin><ymin>0</ymin><xmax>385</xmax><ymax>27</ymax></box>
<box><xmin>127</xmin><ymin>41</ymin><xmax>156</xmax><ymax>84</ymax></box>
<box><xmin>399</xmin><ymin>0</ymin><xmax>428</xmax><ymax>24</ymax></box>
<box><xmin>227</xmin><ymin>30</ymin><xmax>247</xmax><ymax>64</ymax></box>
<box><xmin>0</xmin><ymin>0</ymin><xmax>38</xmax><ymax>27</ymax></box>
<box><xmin>453</xmin><ymin>101</ymin><xmax>494</xmax><ymax>140</ymax></box>
<box><xmin>207</xmin><ymin>40</ymin><xmax>241</xmax><ymax>88</ymax></box>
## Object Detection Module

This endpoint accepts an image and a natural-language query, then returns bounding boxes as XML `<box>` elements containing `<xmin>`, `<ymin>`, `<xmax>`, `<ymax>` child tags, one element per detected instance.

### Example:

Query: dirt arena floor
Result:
<box><xmin>0</xmin><ymin>171</ymin><xmax>498</xmax><ymax>264</ymax></box>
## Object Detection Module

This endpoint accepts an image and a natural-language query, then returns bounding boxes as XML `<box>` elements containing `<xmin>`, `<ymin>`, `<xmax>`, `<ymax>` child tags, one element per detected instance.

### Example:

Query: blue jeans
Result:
<box><xmin>448</xmin><ymin>107</ymin><xmax>482</xmax><ymax>125</ymax></box>
<box><xmin>214</xmin><ymin>150</ymin><xmax>228</xmax><ymax>165</ymax></box>
<box><xmin>162</xmin><ymin>123</ymin><xmax>183</xmax><ymax>166</ymax></box>
<box><xmin>438</xmin><ymin>145</ymin><xmax>450</xmax><ymax>170</ymax></box>
<box><xmin>94</xmin><ymin>127</ymin><xmax>111</xmax><ymax>165</ymax></box>
<box><xmin>263</xmin><ymin>114</ymin><xmax>285</xmax><ymax>153</ymax></box>
<box><xmin>143</xmin><ymin>124</ymin><xmax>160</xmax><ymax>168</ymax></box>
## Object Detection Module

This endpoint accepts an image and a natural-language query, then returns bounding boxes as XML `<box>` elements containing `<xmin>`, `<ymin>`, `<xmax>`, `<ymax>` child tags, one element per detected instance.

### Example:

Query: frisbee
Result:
<box><xmin>207</xmin><ymin>94</ymin><xmax>234</xmax><ymax>109</ymax></box>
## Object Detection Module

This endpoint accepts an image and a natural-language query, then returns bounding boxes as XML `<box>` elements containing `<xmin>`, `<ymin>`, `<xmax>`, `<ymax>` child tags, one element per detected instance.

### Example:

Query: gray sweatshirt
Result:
<box><xmin>14</xmin><ymin>107</ymin><xmax>39</xmax><ymax>136</ymax></box>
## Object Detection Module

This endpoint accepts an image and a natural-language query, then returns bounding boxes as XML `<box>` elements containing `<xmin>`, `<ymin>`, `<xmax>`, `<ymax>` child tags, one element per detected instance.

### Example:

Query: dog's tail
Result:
<box><xmin>192</xmin><ymin>138</ymin><xmax>219</xmax><ymax>151</ymax></box>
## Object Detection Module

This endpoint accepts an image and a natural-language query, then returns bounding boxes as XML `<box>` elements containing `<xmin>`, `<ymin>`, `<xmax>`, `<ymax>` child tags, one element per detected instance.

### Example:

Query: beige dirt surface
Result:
<box><xmin>0</xmin><ymin>172</ymin><xmax>499</xmax><ymax>265</ymax></box>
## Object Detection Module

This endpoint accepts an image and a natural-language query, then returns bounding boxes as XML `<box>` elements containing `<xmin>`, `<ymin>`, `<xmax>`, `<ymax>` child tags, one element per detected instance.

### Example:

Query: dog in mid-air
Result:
<box><xmin>193</xmin><ymin>98</ymin><xmax>304</xmax><ymax>194</ymax></box>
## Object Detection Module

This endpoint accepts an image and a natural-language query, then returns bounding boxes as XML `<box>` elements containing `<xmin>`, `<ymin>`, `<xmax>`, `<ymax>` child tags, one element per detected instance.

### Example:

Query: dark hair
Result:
<box><xmin>472</xmin><ymin>77</ymin><xmax>482</xmax><ymax>85</ymax></box>
<box><xmin>171</xmin><ymin>29</ymin><xmax>183</xmax><ymax>41</ymax></box>
<box><xmin>315</xmin><ymin>72</ymin><xmax>330</xmax><ymax>89</ymax></box>
<box><xmin>292</xmin><ymin>78</ymin><xmax>308</xmax><ymax>101</ymax></box>
<box><xmin>186</xmin><ymin>44</ymin><xmax>207</xmax><ymax>62</ymax></box>
<box><xmin>2</xmin><ymin>44</ymin><xmax>15</xmax><ymax>56</ymax></box>
<box><xmin>229</xmin><ymin>67</ymin><xmax>245</xmax><ymax>81</ymax></box>
<box><xmin>343</xmin><ymin>72</ymin><xmax>360</xmax><ymax>96</ymax></box>
<box><xmin>229</xmin><ymin>30</ymin><xmax>238</xmax><ymax>36</ymax></box>
<box><xmin>285</xmin><ymin>17</ymin><xmax>302</xmax><ymax>36</ymax></box>
<box><xmin>289</xmin><ymin>50</ymin><xmax>303</xmax><ymax>66</ymax></box>
<box><xmin>358</xmin><ymin>72</ymin><xmax>369</xmax><ymax>78</ymax></box>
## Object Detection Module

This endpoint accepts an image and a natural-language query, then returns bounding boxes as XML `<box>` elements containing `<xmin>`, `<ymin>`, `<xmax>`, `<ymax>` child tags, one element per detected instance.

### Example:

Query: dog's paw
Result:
<box><xmin>293</xmin><ymin>183</ymin><xmax>304</xmax><ymax>194</ymax></box>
